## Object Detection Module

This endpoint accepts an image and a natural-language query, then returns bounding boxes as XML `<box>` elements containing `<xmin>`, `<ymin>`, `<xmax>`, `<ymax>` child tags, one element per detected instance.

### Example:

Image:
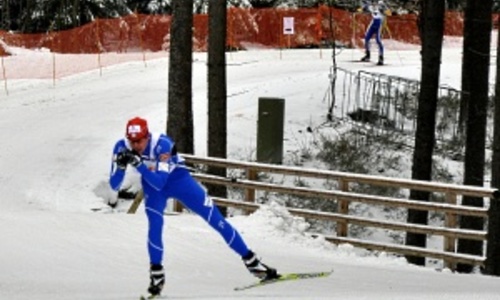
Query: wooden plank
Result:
<box><xmin>444</xmin><ymin>193</ymin><xmax>458</xmax><ymax>270</ymax></box>
<box><xmin>211</xmin><ymin>197</ymin><xmax>486</xmax><ymax>241</ymax></box>
<box><xmin>336</xmin><ymin>179</ymin><xmax>349</xmax><ymax>237</ymax></box>
<box><xmin>245</xmin><ymin>169</ymin><xmax>257</xmax><ymax>203</ymax></box>
<box><xmin>194</xmin><ymin>174</ymin><xmax>488</xmax><ymax>217</ymax></box>
<box><xmin>325</xmin><ymin>236</ymin><xmax>485</xmax><ymax>266</ymax></box>
<box><xmin>183</xmin><ymin>154</ymin><xmax>497</xmax><ymax>198</ymax></box>
<box><xmin>210</xmin><ymin>197</ymin><xmax>485</xmax><ymax>267</ymax></box>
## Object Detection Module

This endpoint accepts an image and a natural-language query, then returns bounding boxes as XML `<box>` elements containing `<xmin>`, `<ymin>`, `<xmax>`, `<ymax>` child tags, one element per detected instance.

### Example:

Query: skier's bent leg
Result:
<box><xmin>176</xmin><ymin>178</ymin><xmax>250</xmax><ymax>257</ymax></box>
<box><xmin>204</xmin><ymin>199</ymin><xmax>250</xmax><ymax>256</ymax></box>
<box><xmin>173</xmin><ymin>176</ymin><xmax>279</xmax><ymax>280</ymax></box>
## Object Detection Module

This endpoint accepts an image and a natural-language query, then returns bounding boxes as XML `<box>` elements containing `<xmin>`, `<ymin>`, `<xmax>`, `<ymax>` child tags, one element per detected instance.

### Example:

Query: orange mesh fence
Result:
<box><xmin>0</xmin><ymin>6</ymin><xmax>476</xmax><ymax>56</ymax></box>
<box><xmin>444</xmin><ymin>11</ymin><xmax>464</xmax><ymax>36</ymax></box>
<box><xmin>193</xmin><ymin>14</ymin><xmax>208</xmax><ymax>51</ymax></box>
<box><xmin>225</xmin><ymin>7</ymin><xmax>314</xmax><ymax>49</ymax></box>
<box><xmin>384</xmin><ymin>13</ymin><xmax>420</xmax><ymax>44</ymax></box>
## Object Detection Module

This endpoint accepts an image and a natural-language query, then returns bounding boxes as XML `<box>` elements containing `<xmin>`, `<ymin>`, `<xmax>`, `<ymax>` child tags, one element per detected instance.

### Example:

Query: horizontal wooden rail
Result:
<box><xmin>210</xmin><ymin>197</ymin><xmax>485</xmax><ymax>240</ymax></box>
<box><xmin>211</xmin><ymin>197</ymin><xmax>486</xmax><ymax>266</ymax></box>
<box><xmin>193</xmin><ymin>173</ymin><xmax>489</xmax><ymax>218</ymax></box>
<box><xmin>184</xmin><ymin>154</ymin><xmax>498</xmax><ymax>198</ymax></box>
<box><xmin>324</xmin><ymin>237</ymin><xmax>485</xmax><ymax>266</ymax></box>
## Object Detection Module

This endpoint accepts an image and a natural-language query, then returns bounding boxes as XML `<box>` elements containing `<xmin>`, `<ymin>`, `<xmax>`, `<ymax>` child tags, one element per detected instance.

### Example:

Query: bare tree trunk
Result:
<box><xmin>167</xmin><ymin>0</ymin><xmax>194</xmax><ymax>213</ymax></box>
<box><xmin>207</xmin><ymin>0</ymin><xmax>228</xmax><ymax>216</ymax></box>
<box><xmin>72</xmin><ymin>0</ymin><xmax>79</xmax><ymax>27</ymax></box>
<box><xmin>1</xmin><ymin>0</ymin><xmax>10</xmax><ymax>29</ymax></box>
<box><xmin>486</xmin><ymin>23</ymin><xmax>500</xmax><ymax>276</ymax></box>
<box><xmin>457</xmin><ymin>0</ymin><xmax>493</xmax><ymax>273</ymax></box>
<box><xmin>458</xmin><ymin>0</ymin><xmax>472</xmax><ymax>135</ymax></box>
<box><xmin>167</xmin><ymin>0</ymin><xmax>194</xmax><ymax>154</ymax></box>
<box><xmin>405</xmin><ymin>0</ymin><xmax>445</xmax><ymax>266</ymax></box>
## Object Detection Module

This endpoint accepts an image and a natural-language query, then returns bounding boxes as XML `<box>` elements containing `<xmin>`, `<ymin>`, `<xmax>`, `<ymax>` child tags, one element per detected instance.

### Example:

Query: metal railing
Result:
<box><xmin>331</xmin><ymin>67</ymin><xmax>465</xmax><ymax>145</ymax></box>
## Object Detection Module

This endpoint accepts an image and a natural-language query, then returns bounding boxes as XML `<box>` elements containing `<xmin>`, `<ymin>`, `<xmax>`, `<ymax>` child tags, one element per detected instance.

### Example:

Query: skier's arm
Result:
<box><xmin>134</xmin><ymin>163</ymin><xmax>169</xmax><ymax>191</ymax></box>
<box><xmin>109</xmin><ymin>141</ymin><xmax>127</xmax><ymax>191</ymax></box>
<box><xmin>130</xmin><ymin>137</ymin><xmax>175</xmax><ymax>191</ymax></box>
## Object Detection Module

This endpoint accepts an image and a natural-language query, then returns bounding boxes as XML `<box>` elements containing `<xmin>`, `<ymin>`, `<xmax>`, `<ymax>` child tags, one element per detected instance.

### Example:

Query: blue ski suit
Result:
<box><xmin>109</xmin><ymin>133</ymin><xmax>250</xmax><ymax>265</ymax></box>
<box><xmin>362</xmin><ymin>1</ymin><xmax>389</xmax><ymax>57</ymax></box>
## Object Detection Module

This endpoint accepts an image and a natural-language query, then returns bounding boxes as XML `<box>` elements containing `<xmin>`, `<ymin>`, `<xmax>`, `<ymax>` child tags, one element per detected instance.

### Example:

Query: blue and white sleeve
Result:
<box><xmin>133</xmin><ymin>136</ymin><xmax>173</xmax><ymax>191</ymax></box>
<box><xmin>109</xmin><ymin>140</ymin><xmax>127</xmax><ymax>191</ymax></box>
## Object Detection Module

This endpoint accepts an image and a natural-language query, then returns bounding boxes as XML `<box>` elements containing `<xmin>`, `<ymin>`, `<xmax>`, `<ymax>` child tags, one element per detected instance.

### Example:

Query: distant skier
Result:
<box><xmin>108</xmin><ymin>117</ymin><xmax>279</xmax><ymax>297</ymax></box>
<box><xmin>358</xmin><ymin>0</ymin><xmax>391</xmax><ymax>65</ymax></box>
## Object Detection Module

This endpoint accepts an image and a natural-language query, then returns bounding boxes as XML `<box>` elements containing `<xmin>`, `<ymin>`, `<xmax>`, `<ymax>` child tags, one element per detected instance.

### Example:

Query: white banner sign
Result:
<box><xmin>283</xmin><ymin>17</ymin><xmax>294</xmax><ymax>35</ymax></box>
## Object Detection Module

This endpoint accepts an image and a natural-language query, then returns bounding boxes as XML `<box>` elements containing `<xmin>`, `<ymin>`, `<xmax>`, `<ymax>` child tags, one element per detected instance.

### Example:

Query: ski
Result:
<box><xmin>343</xmin><ymin>60</ymin><xmax>387</xmax><ymax>66</ymax></box>
<box><xmin>234</xmin><ymin>269</ymin><xmax>333</xmax><ymax>291</ymax></box>
<box><xmin>139</xmin><ymin>294</ymin><xmax>164</xmax><ymax>300</ymax></box>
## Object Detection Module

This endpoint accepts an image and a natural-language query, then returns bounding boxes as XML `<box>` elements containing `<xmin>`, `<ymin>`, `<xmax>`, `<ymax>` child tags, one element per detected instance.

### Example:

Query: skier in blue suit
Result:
<box><xmin>359</xmin><ymin>0</ymin><xmax>390</xmax><ymax>65</ymax></box>
<box><xmin>109</xmin><ymin>117</ymin><xmax>278</xmax><ymax>297</ymax></box>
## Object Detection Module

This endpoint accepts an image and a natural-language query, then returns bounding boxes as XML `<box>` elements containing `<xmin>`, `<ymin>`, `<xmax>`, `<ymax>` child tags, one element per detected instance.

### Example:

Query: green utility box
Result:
<box><xmin>257</xmin><ymin>97</ymin><xmax>285</xmax><ymax>164</ymax></box>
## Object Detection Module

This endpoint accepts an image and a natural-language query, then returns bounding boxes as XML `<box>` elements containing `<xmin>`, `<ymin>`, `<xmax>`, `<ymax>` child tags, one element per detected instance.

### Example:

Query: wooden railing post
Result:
<box><xmin>172</xmin><ymin>199</ymin><xmax>184</xmax><ymax>213</ymax></box>
<box><xmin>244</xmin><ymin>168</ymin><xmax>257</xmax><ymax>214</ymax></box>
<box><xmin>127</xmin><ymin>190</ymin><xmax>144</xmax><ymax>214</ymax></box>
<box><xmin>336</xmin><ymin>179</ymin><xmax>350</xmax><ymax>237</ymax></box>
<box><xmin>443</xmin><ymin>192</ymin><xmax>458</xmax><ymax>270</ymax></box>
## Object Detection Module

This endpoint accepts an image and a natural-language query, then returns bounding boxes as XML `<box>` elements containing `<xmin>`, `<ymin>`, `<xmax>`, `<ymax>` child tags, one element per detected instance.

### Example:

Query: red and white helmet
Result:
<box><xmin>126</xmin><ymin>117</ymin><xmax>149</xmax><ymax>141</ymax></box>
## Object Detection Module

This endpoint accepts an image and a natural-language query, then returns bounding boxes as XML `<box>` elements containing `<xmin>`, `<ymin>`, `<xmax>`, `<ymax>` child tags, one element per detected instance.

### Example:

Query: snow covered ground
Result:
<box><xmin>1</xmin><ymin>37</ymin><xmax>500</xmax><ymax>299</ymax></box>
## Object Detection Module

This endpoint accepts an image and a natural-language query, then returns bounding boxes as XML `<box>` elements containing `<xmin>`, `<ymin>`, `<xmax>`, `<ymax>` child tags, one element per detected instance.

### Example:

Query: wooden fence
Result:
<box><xmin>173</xmin><ymin>154</ymin><xmax>498</xmax><ymax>271</ymax></box>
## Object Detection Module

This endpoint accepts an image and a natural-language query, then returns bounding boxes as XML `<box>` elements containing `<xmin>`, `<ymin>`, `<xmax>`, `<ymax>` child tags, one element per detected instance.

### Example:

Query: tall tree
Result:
<box><xmin>1</xmin><ymin>0</ymin><xmax>10</xmax><ymax>29</ymax></box>
<box><xmin>0</xmin><ymin>0</ymin><xmax>130</xmax><ymax>33</ymax></box>
<box><xmin>404</xmin><ymin>0</ymin><xmax>445</xmax><ymax>266</ymax></box>
<box><xmin>167</xmin><ymin>0</ymin><xmax>194</xmax><ymax>212</ymax></box>
<box><xmin>167</xmin><ymin>0</ymin><xmax>194</xmax><ymax>153</ymax></box>
<box><xmin>126</xmin><ymin>0</ymin><xmax>172</xmax><ymax>14</ymax></box>
<box><xmin>248</xmin><ymin>0</ymin><xmax>280</xmax><ymax>8</ymax></box>
<box><xmin>447</xmin><ymin>0</ymin><xmax>467</xmax><ymax>10</ymax></box>
<box><xmin>207</xmin><ymin>0</ymin><xmax>228</xmax><ymax>216</ymax></box>
<box><xmin>0</xmin><ymin>0</ymin><xmax>33</xmax><ymax>32</ymax></box>
<box><xmin>486</xmin><ymin>26</ymin><xmax>500</xmax><ymax>276</ymax></box>
<box><xmin>457</xmin><ymin>0</ymin><xmax>493</xmax><ymax>273</ymax></box>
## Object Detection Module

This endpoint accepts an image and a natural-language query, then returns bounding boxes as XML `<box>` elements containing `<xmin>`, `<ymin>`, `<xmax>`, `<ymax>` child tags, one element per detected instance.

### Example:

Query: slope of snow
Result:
<box><xmin>1</xmin><ymin>38</ymin><xmax>500</xmax><ymax>299</ymax></box>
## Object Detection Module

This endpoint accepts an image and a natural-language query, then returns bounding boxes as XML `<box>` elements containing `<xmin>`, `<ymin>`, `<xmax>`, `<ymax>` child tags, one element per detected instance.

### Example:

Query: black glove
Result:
<box><xmin>115</xmin><ymin>151</ymin><xmax>129</xmax><ymax>170</ymax></box>
<box><xmin>125</xmin><ymin>150</ymin><xmax>142</xmax><ymax>167</ymax></box>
